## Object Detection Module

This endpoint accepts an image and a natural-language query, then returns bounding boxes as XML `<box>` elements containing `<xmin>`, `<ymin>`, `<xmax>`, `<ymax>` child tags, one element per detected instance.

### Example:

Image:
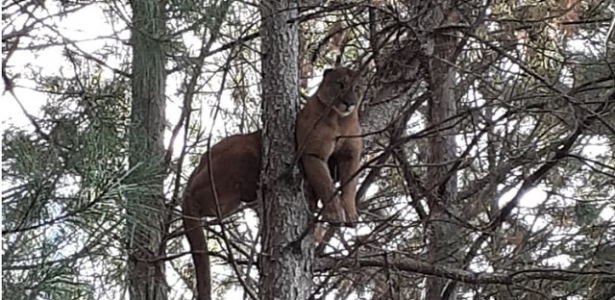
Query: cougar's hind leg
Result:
<box><xmin>238</xmin><ymin>152</ymin><xmax>261</xmax><ymax>204</ymax></box>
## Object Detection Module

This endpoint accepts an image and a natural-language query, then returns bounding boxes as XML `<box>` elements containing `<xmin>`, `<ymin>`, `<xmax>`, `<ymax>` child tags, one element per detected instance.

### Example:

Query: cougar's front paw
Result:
<box><xmin>344</xmin><ymin>209</ymin><xmax>358</xmax><ymax>228</ymax></box>
<box><xmin>321</xmin><ymin>197</ymin><xmax>346</xmax><ymax>226</ymax></box>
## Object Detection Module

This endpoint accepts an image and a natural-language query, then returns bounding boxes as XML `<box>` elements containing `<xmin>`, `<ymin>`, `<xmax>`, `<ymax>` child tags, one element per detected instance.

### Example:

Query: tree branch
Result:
<box><xmin>315</xmin><ymin>255</ymin><xmax>615</xmax><ymax>284</ymax></box>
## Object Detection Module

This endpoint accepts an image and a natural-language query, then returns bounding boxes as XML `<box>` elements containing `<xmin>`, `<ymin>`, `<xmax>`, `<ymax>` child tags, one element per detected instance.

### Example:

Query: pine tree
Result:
<box><xmin>258</xmin><ymin>0</ymin><xmax>314</xmax><ymax>300</ymax></box>
<box><xmin>126</xmin><ymin>0</ymin><xmax>168</xmax><ymax>299</ymax></box>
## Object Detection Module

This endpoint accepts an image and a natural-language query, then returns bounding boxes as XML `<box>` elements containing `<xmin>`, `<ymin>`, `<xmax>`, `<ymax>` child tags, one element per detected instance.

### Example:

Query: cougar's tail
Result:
<box><xmin>182</xmin><ymin>195</ymin><xmax>212</xmax><ymax>300</ymax></box>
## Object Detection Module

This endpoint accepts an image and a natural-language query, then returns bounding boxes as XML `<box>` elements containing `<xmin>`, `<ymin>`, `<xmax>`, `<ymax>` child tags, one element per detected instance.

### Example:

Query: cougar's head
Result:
<box><xmin>317</xmin><ymin>67</ymin><xmax>361</xmax><ymax>117</ymax></box>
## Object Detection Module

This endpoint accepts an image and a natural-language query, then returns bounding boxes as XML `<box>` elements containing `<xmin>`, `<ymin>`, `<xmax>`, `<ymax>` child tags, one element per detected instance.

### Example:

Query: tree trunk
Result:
<box><xmin>258</xmin><ymin>0</ymin><xmax>314</xmax><ymax>300</ymax></box>
<box><xmin>127</xmin><ymin>0</ymin><xmax>167</xmax><ymax>299</ymax></box>
<box><xmin>358</xmin><ymin>3</ymin><xmax>463</xmax><ymax>298</ymax></box>
<box><xmin>422</xmin><ymin>6</ymin><xmax>460</xmax><ymax>300</ymax></box>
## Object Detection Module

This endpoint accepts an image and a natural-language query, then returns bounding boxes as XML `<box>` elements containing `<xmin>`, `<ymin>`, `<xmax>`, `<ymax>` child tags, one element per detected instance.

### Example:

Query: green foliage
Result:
<box><xmin>3</xmin><ymin>0</ymin><xmax>615</xmax><ymax>299</ymax></box>
<box><xmin>2</xmin><ymin>65</ymin><xmax>133</xmax><ymax>300</ymax></box>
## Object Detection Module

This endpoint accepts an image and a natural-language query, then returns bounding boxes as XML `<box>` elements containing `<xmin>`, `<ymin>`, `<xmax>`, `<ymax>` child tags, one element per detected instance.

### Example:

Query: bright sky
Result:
<box><xmin>2</xmin><ymin>2</ymin><xmax>614</xmax><ymax>300</ymax></box>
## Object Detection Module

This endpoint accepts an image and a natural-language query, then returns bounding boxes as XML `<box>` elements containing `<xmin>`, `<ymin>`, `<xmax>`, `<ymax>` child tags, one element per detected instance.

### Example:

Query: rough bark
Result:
<box><xmin>423</xmin><ymin>30</ymin><xmax>459</xmax><ymax>300</ymax></box>
<box><xmin>258</xmin><ymin>0</ymin><xmax>314</xmax><ymax>300</ymax></box>
<box><xmin>127</xmin><ymin>0</ymin><xmax>168</xmax><ymax>299</ymax></box>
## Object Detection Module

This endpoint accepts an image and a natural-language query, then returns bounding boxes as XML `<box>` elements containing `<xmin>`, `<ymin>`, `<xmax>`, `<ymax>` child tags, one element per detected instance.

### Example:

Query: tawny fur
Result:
<box><xmin>181</xmin><ymin>132</ymin><xmax>260</xmax><ymax>300</ymax></box>
<box><xmin>181</xmin><ymin>67</ymin><xmax>362</xmax><ymax>300</ymax></box>
<box><xmin>296</xmin><ymin>67</ymin><xmax>362</xmax><ymax>226</ymax></box>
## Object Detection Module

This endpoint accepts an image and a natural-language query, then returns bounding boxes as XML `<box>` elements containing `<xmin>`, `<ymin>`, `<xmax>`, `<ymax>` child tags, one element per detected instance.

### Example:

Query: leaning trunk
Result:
<box><xmin>126</xmin><ymin>0</ymin><xmax>168</xmax><ymax>299</ymax></box>
<box><xmin>258</xmin><ymin>0</ymin><xmax>314</xmax><ymax>299</ymax></box>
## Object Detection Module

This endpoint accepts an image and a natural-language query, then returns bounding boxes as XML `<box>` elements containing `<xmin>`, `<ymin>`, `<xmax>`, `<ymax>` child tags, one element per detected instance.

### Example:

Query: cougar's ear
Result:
<box><xmin>323</xmin><ymin>68</ymin><xmax>334</xmax><ymax>78</ymax></box>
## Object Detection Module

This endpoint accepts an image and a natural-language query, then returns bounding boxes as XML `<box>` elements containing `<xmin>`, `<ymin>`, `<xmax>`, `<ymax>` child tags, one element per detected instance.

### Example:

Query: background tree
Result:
<box><xmin>126</xmin><ymin>0</ymin><xmax>168</xmax><ymax>298</ymax></box>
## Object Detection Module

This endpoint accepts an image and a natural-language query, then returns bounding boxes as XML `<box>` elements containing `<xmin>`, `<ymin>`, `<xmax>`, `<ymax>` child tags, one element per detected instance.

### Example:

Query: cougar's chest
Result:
<box><xmin>334</xmin><ymin>117</ymin><xmax>359</xmax><ymax>151</ymax></box>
